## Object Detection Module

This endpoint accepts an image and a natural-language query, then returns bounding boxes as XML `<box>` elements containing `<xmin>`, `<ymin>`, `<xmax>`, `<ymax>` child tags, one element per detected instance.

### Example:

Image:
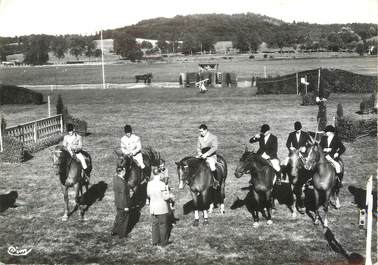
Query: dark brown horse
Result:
<box><xmin>303</xmin><ymin>142</ymin><xmax>339</xmax><ymax>228</ymax></box>
<box><xmin>283</xmin><ymin>149</ymin><xmax>312</xmax><ymax>216</ymax></box>
<box><xmin>176</xmin><ymin>155</ymin><xmax>227</xmax><ymax>226</ymax></box>
<box><xmin>135</xmin><ymin>73</ymin><xmax>153</xmax><ymax>84</ymax></box>
<box><xmin>234</xmin><ymin>148</ymin><xmax>275</xmax><ymax>227</ymax></box>
<box><xmin>115</xmin><ymin>146</ymin><xmax>161</xmax><ymax>202</ymax></box>
<box><xmin>52</xmin><ymin>145</ymin><xmax>92</xmax><ymax>221</ymax></box>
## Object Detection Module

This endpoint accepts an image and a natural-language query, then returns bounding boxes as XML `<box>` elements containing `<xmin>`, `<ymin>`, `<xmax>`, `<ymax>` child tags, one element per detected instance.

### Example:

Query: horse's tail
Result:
<box><xmin>142</xmin><ymin>145</ymin><xmax>161</xmax><ymax>166</ymax></box>
<box><xmin>217</xmin><ymin>154</ymin><xmax>228</xmax><ymax>180</ymax></box>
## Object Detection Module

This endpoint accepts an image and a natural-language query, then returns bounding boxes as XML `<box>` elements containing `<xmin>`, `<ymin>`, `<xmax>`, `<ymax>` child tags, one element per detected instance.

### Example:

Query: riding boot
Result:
<box><xmin>142</xmin><ymin>168</ymin><xmax>150</xmax><ymax>182</ymax></box>
<box><xmin>212</xmin><ymin>170</ymin><xmax>220</xmax><ymax>189</ymax></box>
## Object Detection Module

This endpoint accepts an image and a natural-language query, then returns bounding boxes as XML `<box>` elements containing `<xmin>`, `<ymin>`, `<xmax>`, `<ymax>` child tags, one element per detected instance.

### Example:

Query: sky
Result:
<box><xmin>0</xmin><ymin>0</ymin><xmax>377</xmax><ymax>37</ymax></box>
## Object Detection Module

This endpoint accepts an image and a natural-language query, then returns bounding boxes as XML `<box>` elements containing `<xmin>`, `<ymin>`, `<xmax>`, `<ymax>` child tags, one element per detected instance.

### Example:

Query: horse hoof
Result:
<box><xmin>252</xmin><ymin>222</ymin><xmax>259</xmax><ymax>228</ymax></box>
<box><xmin>193</xmin><ymin>220</ymin><xmax>199</xmax><ymax>227</ymax></box>
<box><xmin>267</xmin><ymin>220</ymin><xmax>273</xmax><ymax>225</ymax></box>
<box><xmin>221</xmin><ymin>210</ymin><xmax>225</xmax><ymax>215</ymax></box>
<box><xmin>203</xmin><ymin>219</ymin><xmax>209</xmax><ymax>226</ymax></box>
<box><xmin>62</xmin><ymin>215</ymin><xmax>68</xmax><ymax>221</ymax></box>
<box><xmin>297</xmin><ymin>207</ymin><xmax>305</xmax><ymax>214</ymax></box>
<box><xmin>335</xmin><ymin>199</ymin><xmax>341</xmax><ymax>209</ymax></box>
<box><xmin>314</xmin><ymin>220</ymin><xmax>320</xmax><ymax>225</ymax></box>
<box><xmin>292</xmin><ymin>212</ymin><xmax>297</xmax><ymax>218</ymax></box>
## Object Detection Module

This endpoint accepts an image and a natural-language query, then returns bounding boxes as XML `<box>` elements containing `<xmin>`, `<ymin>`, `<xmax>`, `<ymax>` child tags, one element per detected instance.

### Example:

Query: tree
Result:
<box><xmin>56</xmin><ymin>94</ymin><xmax>64</xmax><ymax>115</ymax></box>
<box><xmin>84</xmin><ymin>37</ymin><xmax>97</xmax><ymax>61</ymax></box>
<box><xmin>157</xmin><ymin>38</ymin><xmax>169</xmax><ymax>53</ymax></box>
<box><xmin>50</xmin><ymin>36</ymin><xmax>68</xmax><ymax>61</ymax></box>
<box><xmin>182</xmin><ymin>34</ymin><xmax>199</xmax><ymax>54</ymax></box>
<box><xmin>140</xmin><ymin>40</ymin><xmax>153</xmax><ymax>49</ymax></box>
<box><xmin>69</xmin><ymin>36</ymin><xmax>86</xmax><ymax>60</ymax></box>
<box><xmin>113</xmin><ymin>33</ymin><xmax>143</xmax><ymax>61</ymax></box>
<box><xmin>23</xmin><ymin>35</ymin><xmax>50</xmax><ymax>65</ymax></box>
<box><xmin>355</xmin><ymin>42</ymin><xmax>365</xmax><ymax>56</ymax></box>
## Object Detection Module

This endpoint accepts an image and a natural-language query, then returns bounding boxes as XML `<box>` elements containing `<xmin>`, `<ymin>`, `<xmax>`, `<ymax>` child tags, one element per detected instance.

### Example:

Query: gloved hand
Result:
<box><xmin>333</xmin><ymin>153</ymin><xmax>339</xmax><ymax>158</ymax></box>
<box><xmin>261</xmin><ymin>153</ymin><xmax>270</xmax><ymax>160</ymax></box>
<box><xmin>324</xmin><ymin>148</ymin><xmax>332</xmax><ymax>153</ymax></box>
<box><xmin>300</xmin><ymin>146</ymin><xmax>306</xmax><ymax>153</ymax></box>
<box><xmin>289</xmin><ymin>147</ymin><xmax>296</xmax><ymax>151</ymax></box>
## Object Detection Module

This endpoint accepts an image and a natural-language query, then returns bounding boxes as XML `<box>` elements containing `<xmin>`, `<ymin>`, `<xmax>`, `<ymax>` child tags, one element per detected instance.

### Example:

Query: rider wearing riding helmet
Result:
<box><xmin>120</xmin><ymin>124</ymin><xmax>148</xmax><ymax>178</ymax></box>
<box><xmin>284</xmin><ymin>121</ymin><xmax>311</xmax><ymax>165</ymax></box>
<box><xmin>250</xmin><ymin>124</ymin><xmax>282</xmax><ymax>184</ymax></box>
<box><xmin>319</xmin><ymin>125</ymin><xmax>345</xmax><ymax>186</ymax></box>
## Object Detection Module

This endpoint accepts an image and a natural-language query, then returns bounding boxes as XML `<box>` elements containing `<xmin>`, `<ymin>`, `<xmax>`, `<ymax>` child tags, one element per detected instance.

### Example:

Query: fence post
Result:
<box><xmin>296</xmin><ymin>72</ymin><xmax>299</xmax><ymax>95</ymax></box>
<box><xmin>48</xmin><ymin>96</ymin><xmax>51</xmax><ymax>117</ymax></box>
<box><xmin>365</xmin><ymin>175</ymin><xmax>373</xmax><ymax>265</ymax></box>
<box><xmin>60</xmin><ymin>115</ymin><xmax>64</xmax><ymax>133</ymax></box>
<box><xmin>33</xmin><ymin>122</ymin><xmax>37</xmax><ymax>143</ymax></box>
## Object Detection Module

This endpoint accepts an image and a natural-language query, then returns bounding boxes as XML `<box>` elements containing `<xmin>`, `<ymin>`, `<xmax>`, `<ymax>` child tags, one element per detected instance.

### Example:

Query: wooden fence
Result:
<box><xmin>2</xmin><ymin>114</ymin><xmax>63</xmax><ymax>147</ymax></box>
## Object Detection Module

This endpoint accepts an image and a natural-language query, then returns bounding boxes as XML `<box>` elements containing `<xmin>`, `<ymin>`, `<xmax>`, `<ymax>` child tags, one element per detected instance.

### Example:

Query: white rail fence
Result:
<box><xmin>0</xmin><ymin>114</ymin><xmax>63</xmax><ymax>151</ymax></box>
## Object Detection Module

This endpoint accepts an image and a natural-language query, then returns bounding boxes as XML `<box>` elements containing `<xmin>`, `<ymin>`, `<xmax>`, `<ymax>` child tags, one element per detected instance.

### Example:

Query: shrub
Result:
<box><xmin>24</xmin><ymin>134</ymin><xmax>63</xmax><ymax>153</ymax></box>
<box><xmin>336</xmin><ymin>116</ymin><xmax>377</xmax><ymax>141</ymax></box>
<box><xmin>0</xmin><ymin>136</ymin><xmax>24</xmax><ymax>163</ymax></box>
<box><xmin>56</xmin><ymin>94</ymin><xmax>64</xmax><ymax>115</ymax></box>
<box><xmin>65</xmin><ymin>116</ymin><xmax>88</xmax><ymax>136</ymax></box>
<box><xmin>301</xmin><ymin>92</ymin><xmax>317</xmax><ymax>105</ymax></box>
<box><xmin>0</xmin><ymin>84</ymin><xmax>43</xmax><ymax>105</ymax></box>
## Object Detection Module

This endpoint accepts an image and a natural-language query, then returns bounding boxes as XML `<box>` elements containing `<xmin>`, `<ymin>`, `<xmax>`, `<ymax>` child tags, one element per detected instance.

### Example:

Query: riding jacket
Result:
<box><xmin>250</xmin><ymin>133</ymin><xmax>278</xmax><ymax>159</ymax></box>
<box><xmin>286</xmin><ymin>131</ymin><xmax>311</xmax><ymax>151</ymax></box>
<box><xmin>319</xmin><ymin>134</ymin><xmax>345</xmax><ymax>159</ymax></box>
<box><xmin>197</xmin><ymin>132</ymin><xmax>218</xmax><ymax>158</ymax></box>
<box><xmin>121</xmin><ymin>134</ymin><xmax>142</xmax><ymax>156</ymax></box>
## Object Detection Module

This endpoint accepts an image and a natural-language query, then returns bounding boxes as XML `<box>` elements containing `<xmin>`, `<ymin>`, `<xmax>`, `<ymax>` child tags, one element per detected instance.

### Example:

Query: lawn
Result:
<box><xmin>0</xmin><ymin>56</ymin><xmax>376</xmax><ymax>87</ymax></box>
<box><xmin>0</xmin><ymin>86</ymin><xmax>376</xmax><ymax>265</ymax></box>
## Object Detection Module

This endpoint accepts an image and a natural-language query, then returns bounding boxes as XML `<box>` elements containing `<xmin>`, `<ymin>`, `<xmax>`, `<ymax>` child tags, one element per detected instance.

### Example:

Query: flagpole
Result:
<box><xmin>100</xmin><ymin>30</ymin><xmax>106</xmax><ymax>89</ymax></box>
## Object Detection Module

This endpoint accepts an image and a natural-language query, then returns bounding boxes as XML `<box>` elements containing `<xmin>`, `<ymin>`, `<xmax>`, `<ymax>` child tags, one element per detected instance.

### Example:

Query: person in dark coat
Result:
<box><xmin>249</xmin><ymin>124</ymin><xmax>281</xmax><ymax>183</ymax></box>
<box><xmin>319</xmin><ymin>125</ymin><xmax>346</xmax><ymax>178</ymax></box>
<box><xmin>284</xmin><ymin>121</ymin><xmax>311</xmax><ymax>165</ymax></box>
<box><xmin>111</xmin><ymin>168</ymin><xmax>131</xmax><ymax>238</ymax></box>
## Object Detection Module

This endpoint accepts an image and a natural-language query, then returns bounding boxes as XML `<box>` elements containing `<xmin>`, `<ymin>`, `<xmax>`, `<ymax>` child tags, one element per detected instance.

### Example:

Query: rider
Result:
<box><xmin>319</xmin><ymin>125</ymin><xmax>345</xmax><ymax>186</ymax></box>
<box><xmin>196</xmin><ymin>124</ymin><xmax>220</xmax><ymax>189</ymax></box>
<box><xmin>284</xmin><ymin>121</ymin><xmax>311</xmax><ymax>165</ymax></box>
<box><xmin>249</xmin><ymin>124</ymin><xmax>282</xmax><ymax>184</ymax></box>
<box><xmin>120</xmin><ymin>124</ymin><xmax>148</xmax><ymax>179</ymax></box>
<box><xmin>62</xmin><ymin>123</ymin><xmax>90</xmax><ymax>181</ymax></box>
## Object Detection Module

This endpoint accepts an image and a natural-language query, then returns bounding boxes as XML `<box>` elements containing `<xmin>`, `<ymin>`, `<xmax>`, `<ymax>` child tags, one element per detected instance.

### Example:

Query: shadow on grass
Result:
<box><xmin>23</xmin><ymin>151</ymin><xmax>34</xmax><ymax>162</ymax></box>
<box><xmin>324</xmin><ymin>227</ymin><xmax>365</xmax><ymax>264</ymax></box>
<box><xmin>78</xmin><ymin>181</ymin><xmax>108</xmax><ymax>213</ymax></box>
<box><xmin>0</xmin><ymin>191</ymin><xmax>18</xmax><ymax>213</ymax></box>
<box><xmin>127</xmin><ymin>182</ymin><xmax>148</xmax><ymax>234</ymax></box>
<box><xmin>348</xmin><ymin>185</ymin><xmax>377</xmax><ymax>216</ymax></box>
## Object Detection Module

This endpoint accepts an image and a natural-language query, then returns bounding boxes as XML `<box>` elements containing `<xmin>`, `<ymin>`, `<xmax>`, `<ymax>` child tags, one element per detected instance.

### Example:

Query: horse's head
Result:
<box><xmin>287</xmin><ymin>149</ymin><xmax>305</xmax><ymax>177</ymax></box>
<box><xmin>303</xmin><ymin>143</ymin><xmax>321</xmax><ymax>171</ymax></box>
<box><xmin>115</xmin><ymin>150</ymin><xmax>132</xmax><ymax>174</ymax></box>
<box><xmin>234</xmin><ymin>147</ymin><xmax>255</xmax><ymax>178</ymax></box>
<box><xmin>175</xmin><ymin>158</ymin><xmax>191</xmax><ymax>189</ymax></box>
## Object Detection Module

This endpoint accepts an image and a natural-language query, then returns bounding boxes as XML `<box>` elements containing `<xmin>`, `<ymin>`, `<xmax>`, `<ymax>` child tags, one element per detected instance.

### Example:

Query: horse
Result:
<box><xmin>52</xmin><ymin>145</ymin><xmax>92</xmax><ymax>221</ymax></box>
<box><xmin>115</xmin><ymin>146</ymin><xmax>161</xmax><ymax>205</ymax></box>
<box><xmin>234</xmin><ymin>148</ymin><xmax>276</xmax><ymax>227</ymax></box>
<box><xmin>176</xmin><ymin>155</ymin><xmax>227</xmax><ymax>226</ymax></box>
<box><xmin>135</xmin><ymin>73</ymin><xmax>153</xmax><ymax>84</ymax></box>
<box><xmin>303</xmin><ymin>142</ymin><xmax>340</xmax><ymax>228</ymax></box>
<box><xmin>283</xmin><ymin>149</ymin><xmax>312</xmax><ymax>216</ymax></box>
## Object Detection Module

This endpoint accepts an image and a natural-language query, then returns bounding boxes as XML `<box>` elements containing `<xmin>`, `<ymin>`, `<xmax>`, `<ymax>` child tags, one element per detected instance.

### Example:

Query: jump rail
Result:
<box><xmin>4</xmin><ymin>114</ymin><xmax>64</xmax><ymax>146</ymax></box>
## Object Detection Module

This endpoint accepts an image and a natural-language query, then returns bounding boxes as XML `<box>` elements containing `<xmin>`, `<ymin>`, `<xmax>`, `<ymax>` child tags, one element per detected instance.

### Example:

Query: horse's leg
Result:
<box><xmin>333</xmin><ymin>183</ymin><xmax>341</xmax><ymax>209</ymax></box>
<box><xmin>202</xmin><ymin>190</ymin><xmax>210</xmax><ymax>225</ymax></box>
<box><xmin>266</xmin><ymin>190</ymin><xmax>273</xmax><ymax>225</ymax></box>
<box><xmin>61</xmin><ymin>185</ymin><xmax>69</xmax><ymax>221</ymax></box>
<box><xmin>74</xmin><ymin>182</ymin><xmax>85</xmax><ymax>221</ymax></box>
<box><xmin>323</xmin><ymin>189</ymin><xmax>332</xmax><ymax>228</ymax></box>
<box><xmin>313</xmin><ymin>189</ymin><xmax>320</xmax><ymax>225</ymax></box>
<box><xmin>191</xmin><ymin>192</ymin><xmax>200</xmax><ymax>227</ymax></box>
<box><xmin>252</xmin><ymin>190</ymin><xmax>260</xmax><ymax>227</ymax></box>
<box><xmin>220</xmin><ymin>178</ymin><xmax>226</xmax><ymax>214</ymax></box>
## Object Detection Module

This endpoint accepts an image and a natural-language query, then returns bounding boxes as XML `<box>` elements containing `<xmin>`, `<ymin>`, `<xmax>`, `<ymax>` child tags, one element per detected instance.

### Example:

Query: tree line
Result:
<box><xmin>0</xmin><ymin>13</ymin><xmax>377</xmax><ymax>65</ymax></box>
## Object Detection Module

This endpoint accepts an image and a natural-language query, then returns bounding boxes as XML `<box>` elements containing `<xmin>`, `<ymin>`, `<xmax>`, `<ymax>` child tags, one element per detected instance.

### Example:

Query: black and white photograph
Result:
<box><xmin>0</xmin><ymin>0</ymin><xmax>377</xmax><ymax>264</ymax></box>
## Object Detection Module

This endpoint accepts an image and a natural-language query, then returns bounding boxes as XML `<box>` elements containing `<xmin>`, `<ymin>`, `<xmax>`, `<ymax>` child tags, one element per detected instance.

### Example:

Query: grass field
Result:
<box><xmin>0</xmin><ymin>56</ymin><xmax>377</xmax><ymax>86</ymax></box>
<box><xmin>0</xmin><ymin>86</ymin><xmax>376</xmax><ymax>265</ymax></box>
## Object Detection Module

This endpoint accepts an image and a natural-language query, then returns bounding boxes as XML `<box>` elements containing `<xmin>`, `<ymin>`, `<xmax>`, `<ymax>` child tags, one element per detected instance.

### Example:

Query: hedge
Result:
<box><xmin>336</xmin><ymin>116</ymin><xmax>377</xmax><ymax>142</ymax></box>
<box><xmin>256</xmin><ymin>68</ymin><xmax>377</xmax><ymax>95</ymax></box>
<box><xmin>0</xmin><ymin>136</ymin><xmax>24</xmax><ymax>163</ymax></box>
<box><xmin>65</xmin><ymin>116</ymin><xmax>88</xmax><ymax>136</ymax></box>
<box><xmin>24</xmin><ymin>134</ymin><xmax>64</xmax><ymax>153</ymax></box>
<box><xmin>0</xmin><ymin>84</ymin><xmax>43</xmax><ymax>105</ymax></box>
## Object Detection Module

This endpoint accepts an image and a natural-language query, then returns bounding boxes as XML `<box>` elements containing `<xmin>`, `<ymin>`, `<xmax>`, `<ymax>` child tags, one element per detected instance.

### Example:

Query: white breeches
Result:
<box><xmin>75</xmin><ymin>153</ymin><xmax>87</xmax><ymax>170</ymax></box>
<box><xmin>270</xmin><ymin>159</ymin><xmax>281</xmax><ymax>172</ymax></box>
<box><xmin>206</xmin><ymin>156</ymin><xmax>217</xmax><ymax>171</ymax></box>
<box><xmin>134</xmin><ymin>153</ymin><xmax>145</xmax><ymax>168</ymax></box>
<box><xmin>325</xmin><ymin>155</ymin><xmax>341</xmax><ymax>173</ymax></box>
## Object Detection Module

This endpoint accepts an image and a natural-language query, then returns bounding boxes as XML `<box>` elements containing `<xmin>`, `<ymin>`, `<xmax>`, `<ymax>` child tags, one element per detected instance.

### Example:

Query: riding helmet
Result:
<box><xmin>124</xmin><ymin>124</ymin><xmax>132</xmax><ymax>134</ymax></box>
<box><xmin>294</xmin><ymin>121</ymin><xmax>302</xmax><ymax>131</ymax></box>
<box><xmin>324</xmin><ymin>125</ymin><xmax>336</xmax><ymax>133</ymax></box>
<box><xmin>260</xmin><ymin>124</ymin><xmax>270</xmax><ymax>133</ymax></box>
